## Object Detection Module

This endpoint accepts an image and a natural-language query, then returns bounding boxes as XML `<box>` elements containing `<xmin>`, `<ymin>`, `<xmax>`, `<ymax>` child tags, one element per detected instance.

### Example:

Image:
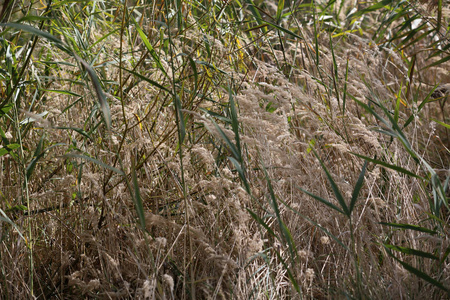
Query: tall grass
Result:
<box><xmin>0</xmin><ymin>0</ymin><xmax>448</xmax><ymax>298</ymax></box>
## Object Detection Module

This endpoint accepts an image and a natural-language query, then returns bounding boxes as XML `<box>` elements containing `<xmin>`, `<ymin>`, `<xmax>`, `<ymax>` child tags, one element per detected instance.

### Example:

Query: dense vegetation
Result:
<box><xmin>0</xmin><ymin>0</ymin><xmax>448</xmax><ymax>298</ymax></box>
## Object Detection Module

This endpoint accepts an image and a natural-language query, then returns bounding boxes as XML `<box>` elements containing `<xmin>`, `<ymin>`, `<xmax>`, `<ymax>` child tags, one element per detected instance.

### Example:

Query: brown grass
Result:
<box><xmin>0</xmin><ymin>1</ymin><xmax>448</xmax><ymax>299</ymax></box>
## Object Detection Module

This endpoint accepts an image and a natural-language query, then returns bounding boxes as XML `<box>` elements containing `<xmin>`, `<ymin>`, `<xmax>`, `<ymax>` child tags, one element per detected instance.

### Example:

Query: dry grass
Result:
<box><xmin>0</xmin><ymin>0</ymin><xmax>448</xmax><ymax>299</ymax></box>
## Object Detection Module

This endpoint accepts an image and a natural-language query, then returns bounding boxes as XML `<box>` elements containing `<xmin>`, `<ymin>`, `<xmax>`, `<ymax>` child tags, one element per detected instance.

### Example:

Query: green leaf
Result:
<box><xmin>228</xmin><ymin>156</ymin><xmax>250</xmax><ymax>194</ymax></box>
<box><xmin>228</xmin><ymin>88</ymin><xmax>241</xmax><ymax>158</ymax></box>
<box><xmin>0</xmin><ymin>144</ymin><xmax>19</xmax><ymax>157</ymax></box>
<box><xmin>243</xmin><ymin>24</ymin><xmax>269</xmax><ymax>32</ymax></box>
<box><xmin>133</xmin><ymin>19</ymin><xmax>168</xmax><ymax>79</ymax></box>
<box><xmin>432</xmin><ymin>119</ymin><xmax>450</xmax><ymax>130</ymax></box>
<box><xmin>384</xmin><ymin>246</ymin><xmax>449</xmax><ymax>293</ymax></box>
<box><xmin>55</xmin><ymin>127</ymin><xmax>93</xmax><ymax>140</ymax></box>
<box><xmin>131</xmin><ymin>156</ymin><xmax>146</xmax><ymax>230</ymax></box>
<box><xmin>349</xmin><ymin>0</ymin><xmax>394</xmax><ymax>19</ymax></box>
<box><xmin>276</xmin><ymin>0</ymin><xmax>285</xmax><ymax>22</ymax></box>
<box><xmin>195</xmin><ymin>60</ymin><xmax>229</xmax><ymax>75</ymax></box>
<box><xmin>296</xmin><ymin>185</ymin><xmax>345</xmax><ymax>215</ymax></box>
<box><xmin>351</xmin><ymin>152</ymin><xmax>423</xmax><ymax>180</ymax></box>
<box><xmin>442</xmin><ymin>246</ymin><xmax>450</xmax><ymax>265</ymax></box>
<box><xmin>65</xmin><ymin>152</ymin><xmax>124</xmax><ymax>176</ymax></box>
<box><xmin>404</xmin><ymin>85</ymin><xmax>437</xmax><ymax>129</ymax></box>
<box><xmin>119</xmin><ymin>66</ymin><xmax>172</xmax><ymax>94</ymax></box>
<box><xmin>349</xmin><ymin>161</ymin><xmax>367</xmax><ymax>213</ymax></box>
<box><xmin>262</xmin><ymin>20</ymin><xmax>303</xmax><ymax>40</ymax></box>
<box><xmin>0</xmin><ymin>208</ymin><xmax>25</xmax><ymax>241</ymax></box>
<box><xmin>311</xmin><ymin>148</ymin><xmax>349</xmax><ymax>216</ymax></box>
<box><xmin>6</xmin><ymin>144</ymin><xmax>20</xmax><ymax>150</ymax></box>
<box><xmin>26</xmin><ymin>134</ymin><xmax>44</xmax><ymax>181</ymax></box>
<box><xmin>379</xmin><ymin>222</ymin><xmax>438</xmax><ymax>234</ymax></box>
<box><xmin>261</xmin><ymin>161</ymin><xmax>296</xmax><ymax>262</ymax></box>
<box><xmin>375</xmin><ymin>100</ymin><xmax>416</xmax><ymax>158</ymax></box>
<box><xmin>40</xmin><ymin>89</ymin><xmax>82</xmax><ymax>98</ymax></box>
<box><xmin>0</xmin><ymin>103</ymin><xmax>13</xmax><ymax>117</ymax></box>
<box><xmin>26</xmin><ymin>142</ymin><xmax>65</xmax><ymax>181</ymax></box>
<box><xmin>207</xmin><ymin>119</ymin><xmax>239</xmax><ymax>160</ymax></box>
<box><xmin>246</xmin><ymin>208</ymin><xmax>280</xmax><ymax>241</ymax></box>
<box><xmin>0</xmin><ymin>23</ymin><xmax>70</xmax><ymax>54</ymax></box>
<box><xmin>75</xmin><ymin>55</ymin><xmax>112</xmax><ymax>130</ymax></box>
<box><xmin>280</xmin><ymin>197</ymin><xmax>349</xmax><ymax>251</ymax></box>
<box><xmin>243</xmin><ymin>0</ymin><xmax>265</xmax><ymax>30</ymax></box>
<box><xmin>15</xmin><ymin>16</ymin><xmax>53</xmax><ymax>23</ymax></box>
<box><xmin>384</xmin><ymin>244</ymin><xmax>439</xmax><ymax>260</ymax></box>
<box><xmin>177</xmin><ymin>53</ymin><xmax>198</xmax><ymax>98</ymax></box>
<box><xmin>423</xmin><ymin>55</ymin><xmax>450</xmax><ymax>70</ymax></box>
<box><xmin>350</xmin><ymin>95</ymin><xmax>391</xmax><ymax>129</ymax></box>
<box><xmin>274</xmin><ymin>248</ymin><xmax>301</xmax><ymax>293</ymax></box>
<box><xmin>174</xmin><ymin>94</ymin><xmax>186</xmax><ymax>144</ymax></box>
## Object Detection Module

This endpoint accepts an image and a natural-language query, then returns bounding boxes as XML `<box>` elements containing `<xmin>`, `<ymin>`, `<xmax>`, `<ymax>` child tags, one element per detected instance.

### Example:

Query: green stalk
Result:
<box><xmin>165</xmin><ymin>3</ymin><xmax>194</xmax><ymax>298</ymax></box>
<box><xmin>5</xmin><ymin>2</ymin><xmax>55</xmax><ymax>296</ymax></box>
<box><xmin>104</xmin><ymin>0</ymin><xmax>130</xmax><ymax>193</ymax></box>
<box><xmin>349</xmin><ymin>219</ymin><xmax>363</xmax><ymax>299</ymax></box>
<box><xmin>0</xmin><ymin>1</ymin><xmax>53</xmax><ymax>111</ymax></box>
<box><xmin>13</xmin><ymin>95</ymin><xmax>34</xmax><ymax>296</ymax></box>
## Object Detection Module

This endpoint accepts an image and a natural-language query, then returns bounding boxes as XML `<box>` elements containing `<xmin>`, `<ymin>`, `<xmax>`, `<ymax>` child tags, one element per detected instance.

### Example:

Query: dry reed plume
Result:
<box><xmin>0</xmin><ymin>0</ymin><xmax>448</xmax><ymax>299</ymax></box>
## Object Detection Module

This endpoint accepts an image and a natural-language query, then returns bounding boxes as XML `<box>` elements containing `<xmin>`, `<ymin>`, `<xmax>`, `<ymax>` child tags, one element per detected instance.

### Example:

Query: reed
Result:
<box><xmin>0</xmin><ymin>0</ymin><xmax>448</xmax><ymax>298</ymax></box>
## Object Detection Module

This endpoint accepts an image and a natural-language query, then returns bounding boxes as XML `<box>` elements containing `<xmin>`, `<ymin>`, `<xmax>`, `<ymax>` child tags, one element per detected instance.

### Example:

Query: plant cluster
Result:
<box><xmin>0</xmin><ymin>0</ymin><xmax>448</xmax><ymax>299</ymax></box>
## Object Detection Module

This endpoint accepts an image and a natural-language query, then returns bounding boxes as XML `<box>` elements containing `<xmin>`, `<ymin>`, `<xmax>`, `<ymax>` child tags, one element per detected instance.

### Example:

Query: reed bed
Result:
<box><xmin>0</xmin><ymin>0</ymin><xmax>448</xmax><ymax>299</ymax></box>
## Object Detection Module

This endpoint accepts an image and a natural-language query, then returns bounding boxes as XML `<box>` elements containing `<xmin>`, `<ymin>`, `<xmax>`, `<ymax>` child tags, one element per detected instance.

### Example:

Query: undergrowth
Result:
<box><xmin>0</xmin><ymin>0</ymin><xmax>448</xmax><ymax>299</ymax></box>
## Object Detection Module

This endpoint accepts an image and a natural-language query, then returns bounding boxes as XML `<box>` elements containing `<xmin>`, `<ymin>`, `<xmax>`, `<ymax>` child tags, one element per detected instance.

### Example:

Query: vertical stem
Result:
<box><xmin>165</xmin><ymin>4</ymin><xmax>194</xmax><ymax>297</ymax></box>
<box><xmin>119</xmin><ymin>0</ymin><xmax>128</xmax><ymax>129</ymax></box>
<box><xmin>13</xmin><ymin>91</ymin><xmax>34</xmax><ymax>296</ymax></box>
<box><xmin>0</xmin><ymin>0</ymin><xmax>14</xmax><ymax>23</ymax></box>
<box><xmin>349</xmin><ymin>219</ymin><xmax>362</xmax><ymax>298</ymax></box>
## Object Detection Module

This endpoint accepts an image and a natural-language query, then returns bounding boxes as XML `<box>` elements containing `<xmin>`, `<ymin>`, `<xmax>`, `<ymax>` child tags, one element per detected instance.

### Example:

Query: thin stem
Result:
<box><xmin>13</xmin><ymin>91</ymin><xmax>34</xmax><ymax>296</ymax></box>
<box><xmin>349</xmin><ymin>218</ymin><xmax>363</xmax><ymax>299</ymax></box>
<box><xmin>165</xmin><ymin>6</ymin><xmax>194</xmax><ymax>298</ymax></box>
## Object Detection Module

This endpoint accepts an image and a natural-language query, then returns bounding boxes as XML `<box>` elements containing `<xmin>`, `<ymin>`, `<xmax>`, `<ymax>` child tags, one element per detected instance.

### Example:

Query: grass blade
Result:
<box><xmin>133</xmin><ymin>18</ymin><xmax>168</xmax><ymax>79</ymax></box>
<box><xmin>350</xmin><ymin>152</ymin><xmax>424</xmax><ymax>180</ymax></box>
<box><xmin>384</xmin><ymin>244</ymin><xmax>439</xmax><ymax>260</ymax></box>
<box><xmin>262</xmin><ymin>19</ymin><xmax>303</xmax><ymax>40</ymax></box>
<box><xmin>276</xmin><ymin>0</ymin><xmax>285</xmax><ymax>22</ymax></box>
<box><xmin>274</xmin><ymin>249</ymin><xmax>301</xmax><ymax>294</ymax></box>
<box><xmin>296</xmin><ymin>185</ymin><xmax>345</xmax><ymax>215</ymax></box>
<box><xmin>349</xmin><ymin>0</ymin><xmax>394</xmax><ymax>19</ymax></box>
<box><xmin>280</xmin><ymin>198</ymin><xmax>350</xmax><ymax>251</ymax></box>
<box><xmin>311</xmin><ymin>148</ymin><xmax>349</xmax><ymax>216</ymax></box>
<box><xmin>65</xmin><ymin>153</ymin><xmax>124</xmax><ymax>176</ymax></box>
<box><xmin>55</xmin><ymin>127</ymin><xmax>93</xmax><ymax>140</ymax></box>
<box><xmin>261</xmin><ymin>161</ymin><xmax>297</xmax><ymax>263</ymax></box>
<box><xmin>0</xmin><ymin>209</ymin><xmax>25</xmax><ymax>241</ymax></box>
<box><xmin>26</xmin><ymin>139</ymin><xmax>64</xmax><ymax>181</ymax></box>
<box><xmin>432</xmin><ymin>119</ymin><xmax>450</xmax><ymax>130</ymax></box>
<box><xmin>0</xmin><ymin>23</ymin><xmax>70</xmax><ymax>54</ymax></box>
<box><xmin>379</xmin><ymin>222</ymin><xmax>437</xmax><ymax>234</ymax></box>
<box><xmin>76</xmin><ymin>55</ymin><xmax>111</xmax><ymax>130</ymax></box>
<box><xmin>246</xmin><ymin>208</ymin><xmax>280</xmax><ymax>241</ymax></box>
<box><xmin>207</xmin><ymin>119</ymin><xmax>239</xmax><ymax>162</ymax></box>
<box><xmin>349</xmin><ymin>161</ymin><xmax>367</xmax><ymax>214</ymax></box>
<box><xmin>228</xmin><ymin>156</ymin><xmax>250</xmax><ymax>194</ymax></box>
<box><xmin>174</xmin><ymin>94</ymin><xmax>186</xmax><ymax>144</ymax></box>
<box><xmin>119</xmin><ymin>66</ymin><xmax>172</xmax><ymax>94</ymax></box>
<box><xmin>243</xmin><ymin>0</ymin><xmax>265</xmax><ymax>30</ymax></box>
<box><xmin>131</xmin><ymin>156</ymin><xmax>146</xmax><ymax>230</ymax></box>
<box><xmin>228</xmin><ymin>88</ymin><xmax>241</xmax><ymax>159</ymax></box>
<box><xmin>384</xmin><ymin>247</ymin><xmax>449</xmax><ymax>294</ymax></box>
